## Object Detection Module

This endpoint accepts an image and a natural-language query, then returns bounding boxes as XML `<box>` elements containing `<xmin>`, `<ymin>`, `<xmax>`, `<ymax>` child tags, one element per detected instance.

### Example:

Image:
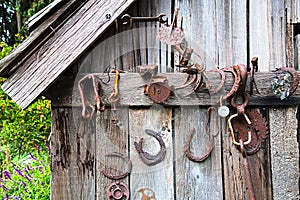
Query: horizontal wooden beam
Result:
<box><xmin>48</xmin><ymin>71</ymin><xmax>300</xmax><ymax>107</ymax></box>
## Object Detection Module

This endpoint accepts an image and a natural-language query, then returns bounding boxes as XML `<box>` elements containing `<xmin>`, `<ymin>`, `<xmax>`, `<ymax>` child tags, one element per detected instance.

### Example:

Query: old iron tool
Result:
<box><xmin>106</xmin><ymin>181</ymin><xmax>130</xmax><ymax>200</ymax></box>
<box><xmin>110</xmin><ymin>70</ymin><xmax>120</xmax><ymax>124</ymax></box>
<box><xmin>184</xmin><ymin>107</ymin><xmax>219</xmax><ymax>162</ymax></box>
<box><xmin>101</xmin><ymin>152</ymin><xmax>132</xmax><ymax>180</ymax></box>
<box><xmin>121</xmin><ymin>13</ymin><xmax>168</xmax><ymax>26</ymax></box>
<box><xmin>134</xmin><ymin>129</ymin><xmax>166</xmax><ymax>166</ymax></box>
<box><xmin>240</xmin><ymin>140</ymin><xmax>256</xmax><ymax>200</ymax></box>
<box><xmin>230</xmin><ymin>109</ymin><xmax>269</xmax><ymax>155</ymax></box>
<box><xmin>271</xmin><ymin>67</ymin><xmax>299</xmax><ymax>100</ymax></box>
<box><xmin>78</xmin><ymin>74</ymin><xmax>105</xmax><ymax>119</ymax></box>
<box><xmin>157</xmin><ymin>8</ymin><xmax>185</xmax><ymax>45</ymax></box>
<box><xmin>249</xmin><ymin>57</ymin><xmax>260</xmax><ymax>95</ymax></box>
<box><xmin>144</xmin><ymin>76</ymin><xmax>174</xmax><ymax>104</ymax></box>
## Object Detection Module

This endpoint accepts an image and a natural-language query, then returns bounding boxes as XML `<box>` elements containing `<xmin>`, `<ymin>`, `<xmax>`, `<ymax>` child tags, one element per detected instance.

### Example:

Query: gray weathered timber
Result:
<box><xmin>1</xmin><ymin>0</ymin><xmax>137</xmax><ymax>109</ymax></box>
<box><xmin>96</xmin><ymin>108</ymin><xmax>129</xmax><ymax>199</ymax></box>
<box><xmin>222</xmin><ymin>108</ymin><xmax>272</xmax><ymax>200</ymax></box>
<box><xmin>175</xmin><ymin>106</ymin><xmax>223</xmax><ymax>199</ymax></box>
<box><xmin>51</xmin><ymin>108</ymin><xmax>95</xmax><ymax>199</ymax></box>
<box><xmin>49</xmin><ymin>71</ymin><xmax>300</xmax><ymax>107</ymax></box>
<box><xmin>250</xmin><ymin>0</ymin><xmax>287</xmax><ymax>71</ymax></box>
<box><xmin>0</xmin><ymin>0</ymin><xmax>83</xmax><ymax>76</ymax></box>
<box><xmin>269</xmin><ymin>107</ymin><xmax>300</xmax><ymax>200</ymax></box>
<box><xmin>129</xmin><ymin>107</ymin><xmax>174</xmax><ymax>199</ymax></box>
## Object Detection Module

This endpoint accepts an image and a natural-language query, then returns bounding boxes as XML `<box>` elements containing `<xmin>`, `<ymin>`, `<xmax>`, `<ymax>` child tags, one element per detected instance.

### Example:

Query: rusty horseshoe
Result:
<box><xmin>209</xmin><ymin>68</ymin><xmax>226</xmax><ymax>95</ymax></box>
<box><xmin>134</xmin><ymin>129</ymin><xmax>166</xmax><ymax>166</ymax></box>
<box><xmin>221</xmin><ymin>66</ymin><xmax>241</xmax><ymax>100</ymax></box>
<box><xmin>184</xmin><ymin>107</ymin><xmax>219</xmax><ymax>162</ymax></box>
<box><xmin>101</xmin><ymin>152</ymin><xmax>132</xmax><ymax>180</ymax></box>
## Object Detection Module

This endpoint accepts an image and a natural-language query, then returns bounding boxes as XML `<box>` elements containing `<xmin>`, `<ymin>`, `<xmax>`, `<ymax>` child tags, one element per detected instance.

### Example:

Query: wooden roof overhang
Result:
<box><xmin>0</xmin><ymin>0</ymin><xmax>136</xmax><ymax>109</ymax></box>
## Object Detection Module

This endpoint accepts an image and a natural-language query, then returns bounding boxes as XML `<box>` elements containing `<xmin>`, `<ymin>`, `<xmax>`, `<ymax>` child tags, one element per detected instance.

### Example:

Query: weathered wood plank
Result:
<box><xmin>2</xmin><ymin>0</ymin><xmax>137</xmax><ymax>109</ymax></box>
<box><xmin>96</xmin><ymin>107</ymin><xmax>129</xmax><ymax>199</ymax></box>
<box><xmin>250</xmin><ymin>0</ymin><xmax>287</xmax><ymax>71</ymax></box>
<box><xmin>222</xmin><ymin>108</ymin><xmax>272</xmax><ymax>200</ymax></box>
<box><xmin>174</xmin><ymin>106</ymin><xmax>223</xmax><ymax>199</ymax></box>
<box><xmin>48</xmin><ymin>71</ymin><xmax>300</xmax><ymax>107</ymax></box>
<box><xmin>269</xmin><ymin>107</ymin><xmax>300</xmax><ymax>199</ymax></box>
<box><xmin>50</xmin><ymin>107</ymin><xmax>95</xmax><ymax>200</ymax></box>
<box><xmin>129</xmin><ymin>107</ymin><xmax>174</xmax><ymax>199</ymax></box>
<box><xmin>0</xmin><ymin>0</ymin><xmax>83</xmax><ymax>77</ymax></box>
<box><xmin>137</xmin><ymin>0</ymin><xmax>172</xmax><ymax>72</ymax></box>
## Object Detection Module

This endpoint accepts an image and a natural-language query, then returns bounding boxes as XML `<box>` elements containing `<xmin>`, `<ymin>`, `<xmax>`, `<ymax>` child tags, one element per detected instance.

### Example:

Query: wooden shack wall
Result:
<box><xmin>50</xmin><ymin>0</ymin><xmax>299</xmax><ymax>199</ymax></box>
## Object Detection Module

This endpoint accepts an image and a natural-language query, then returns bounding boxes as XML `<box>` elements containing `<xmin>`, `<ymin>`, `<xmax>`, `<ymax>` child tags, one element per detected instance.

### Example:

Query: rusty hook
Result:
<box><xmin>134</xmin><ymin>129</ymin><xmax>166</xmax><ymax>166</ymax></box>
<box><xmin>101</xmin><ymin>152</ymin><xmax>132</xmax><ymax>180</ymax></box>
<box><xmin>110</xmin><ymin>70</ymin><xmax>120</xmax><ymax>103</ymax></box>
<box><xmin>184</xmin><ymin>128</ymin><xmax>214</xmax><ymax>162</ymax></box>
<box><xmin>184</xmin><ymin>107</ymin><xmax>219</xmax><ymax>162</ymax></box>
<box><xmin>78</xmin><ymin>74</ymin><xmax>105</xmax><ymax>119</ymax></box>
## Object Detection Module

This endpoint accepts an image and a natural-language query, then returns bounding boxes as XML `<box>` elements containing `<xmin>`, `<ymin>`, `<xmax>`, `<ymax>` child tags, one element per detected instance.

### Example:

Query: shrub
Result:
<box><xmin>0</xmin><ymin>143</ymin><xmax>50</xmax><ymax>199</ymax></box>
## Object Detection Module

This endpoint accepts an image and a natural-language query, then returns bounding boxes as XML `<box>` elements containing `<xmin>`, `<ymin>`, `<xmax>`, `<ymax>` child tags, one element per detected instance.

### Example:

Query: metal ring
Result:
<box><xmin>101</xmin><ymin>152</ymin><xmax>132</xmax><ymax>180</ymax></box>
<box><xmin>209</xmin><ymin>68</ymin><xmax>225</xmax><ymax>95</ymax></box>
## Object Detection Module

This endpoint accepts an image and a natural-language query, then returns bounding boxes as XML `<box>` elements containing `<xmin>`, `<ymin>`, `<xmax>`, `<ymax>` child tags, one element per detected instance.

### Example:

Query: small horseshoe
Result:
<box><xmin>221</xmin><ymin>67</ymin><xmax>241</xmax><ymax>100</ymax></box>
<box><xmin>134</xmin><ymin>129</ymin><xmax>166</xmax><ymax>166</ymax></box>
<box><xmin>101</xmin><ymin>152</ymin><xmax>132</xmax><ymax>180</ymax></box>
<box><xmin>209</xmin><ymin>68</ymin><xmax>226</xmax><ymax>95</ymax></box>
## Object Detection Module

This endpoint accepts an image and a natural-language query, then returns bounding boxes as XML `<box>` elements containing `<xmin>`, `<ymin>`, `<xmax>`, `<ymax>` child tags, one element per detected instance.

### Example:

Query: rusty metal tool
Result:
<box><xmin>78</xmin><ymin>74</ymin><xmax>105</xmax><ymax>119</ymax></box>
<box><xmin>106</xmin><ymin>181</ymin><xmax>130</xmax><ymax>200</ymax></box>
<box><xmin>121</xmin><ymin>13</ymin><xmax>168</xmax><ymax>26</ymax></box>
<box><xmin>101</xmin><ymin>152</ymin><xmax>132</xmax><ymax>180</ymax></box>
<box><xmin>134</xmin><ymin>129</ymin><xmax>166</xmax><ymax>166</ymax></box>
<box><xmin>250</xmin><ymin>57</ymin><xmax>260</xmax><ymax>95</ymax></box>
<box><xmin>110</xmin><ymin>70</ymin><xmax>120</xmax><ymax>124</ymax></box>
<box><xmin>144</xmin><ymin>76</ymin><xmax>174</xmax><ymax>104</ymax></box>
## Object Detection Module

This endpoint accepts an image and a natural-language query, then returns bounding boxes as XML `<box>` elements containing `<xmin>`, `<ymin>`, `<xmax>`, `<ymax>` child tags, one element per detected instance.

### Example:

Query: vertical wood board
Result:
<box><xmin>96</xmin><ymin>107</ymin><xmax>129</xmax><ymax>199</ymax></box>
<box><xmin>269</xmin><ymin>107</ymin><xmax>300</xmax><ymax>200</ymax></box>
<box><xmin>174</xmin><ymin>106</ymin><xmax>223</xmax><ymax>199</ymax></box>
<box><xmin>129</xmin><ymin>106</ymin><xmax>174</xmax><ymax>199</ymax></box>
<box><xmin>51</xmin><ymin>108</ymin><xmax>95</xmax><ymax>200</ymax></box>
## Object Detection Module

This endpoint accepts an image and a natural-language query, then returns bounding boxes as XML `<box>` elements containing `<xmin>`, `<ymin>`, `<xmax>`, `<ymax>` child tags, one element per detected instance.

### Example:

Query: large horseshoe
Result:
<box><xmin>134</xmin><ymin>129</ymin><xmax>166</xmax><ymax>166</ymax></box>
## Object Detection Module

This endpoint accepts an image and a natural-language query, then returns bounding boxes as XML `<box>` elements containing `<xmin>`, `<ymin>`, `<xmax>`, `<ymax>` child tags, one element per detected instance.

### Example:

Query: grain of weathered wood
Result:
<box><xmin>51</xmin><ymin>107</ymin><xmax>95</xmax><ymax>200</ymax></box>
<box><xmin>269</xmin><ymin>107</ymin><xmax>300</xmax><ymax>200</ymax></box>
<box><xmin>96</xmin><ymin>107</ymin><xmax>129</xmax><ymax>199</ymax></box>
<box><xmin>222</xmin><ymin>108</ymin><xmax>272</xmax><ymax>200</ymax></box>
<box><xmin>250</xmin><ymin>0</ymin><xmax>287</xmax><ymax>71</ymax></box>
<box><xmin>49</xmin><ymin>71</ymin><xmax>300</xmax><ymax>107</ymax></box>
<box><xmin>174</xmin><ymin>106</ymin><xmax>223</xmax><ymax>199</ymax></box>
<box><xmin>1</xmin><ymin>0</ymin><xmax>137</xmax><ymax>109</ymax></box>
<box><xmin>129</xmin><ymin>107</ymin><xmax>174</xmax><ymax>199</ymax></box>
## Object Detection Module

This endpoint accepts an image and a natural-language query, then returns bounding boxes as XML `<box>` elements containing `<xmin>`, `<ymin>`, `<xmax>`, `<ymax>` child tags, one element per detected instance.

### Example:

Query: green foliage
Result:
<box><xmin>0</xmin><ymin>78</ymin><xmax>51</xmax><ymax>172</ymax></box>
<box><xmin>0</xmin><ymin>145</ymin><xmax>50</xmax><ymax>199</ymax></box>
